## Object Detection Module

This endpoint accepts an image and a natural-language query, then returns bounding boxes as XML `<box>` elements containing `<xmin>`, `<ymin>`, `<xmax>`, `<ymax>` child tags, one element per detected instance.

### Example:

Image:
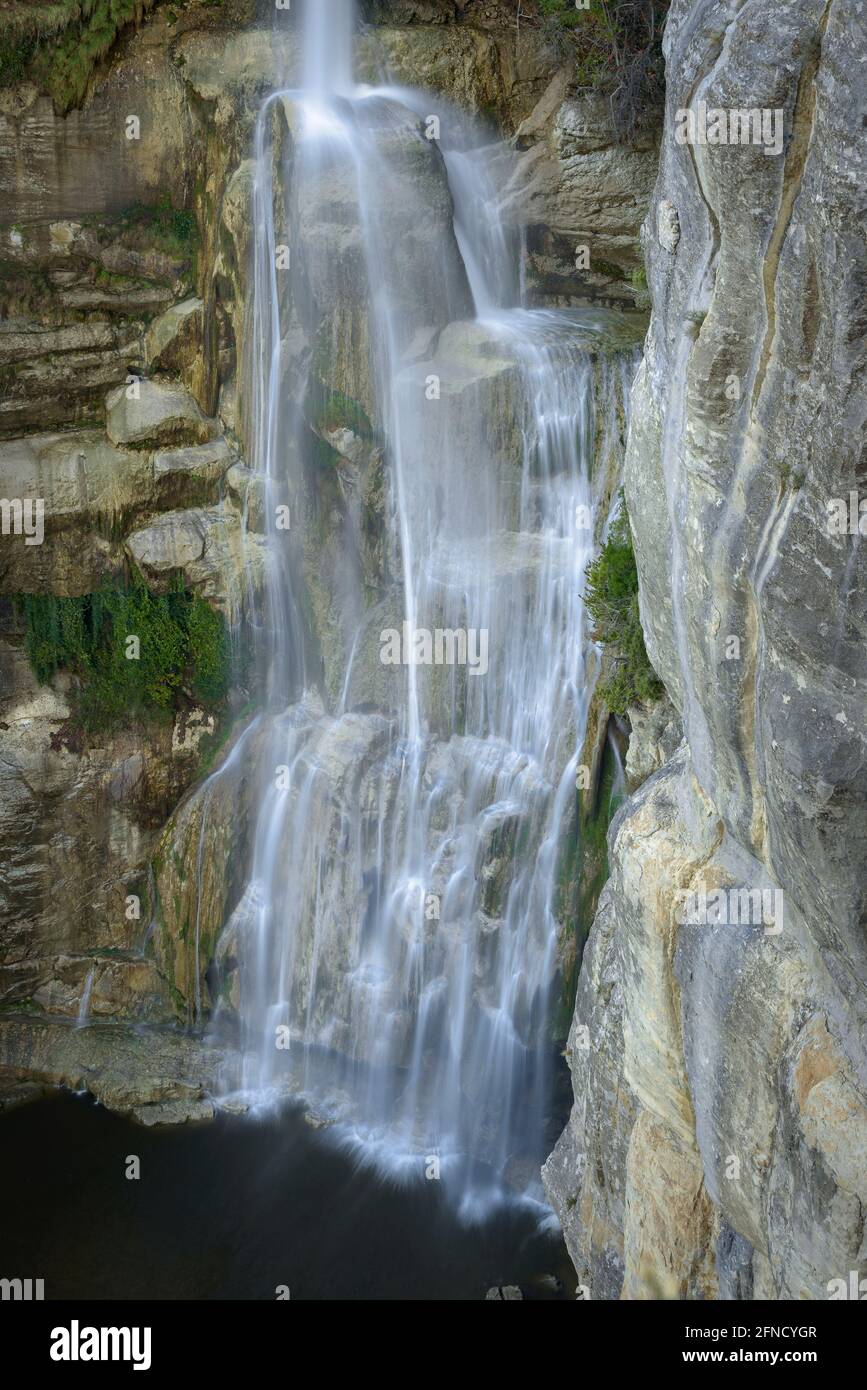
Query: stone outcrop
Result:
<box><xmin>503</xmin><ymin>79</ymin><xmax>659</xmax><ymax>307</ymax></box>
<box><xmin>0</xmin><ymin>1016</ymin><xmax>222</xmax><ymax>1124</ymax></box>
<box><xmin>545</xmin><ymin>0</ymin><xmax>867</xmax><ymax>1300</ymax></box>
<box><xmin>145</xmin><ymin>296</ymin><xmax>205</xmax><ymax>384</ymax></box>
<box><xmin>0</xmin><ymin>371</ymin><xmax>263</xmax><ymax>1026</ymax></box>
<box><xmin>150</xmin><ymin>713</ymin><xmax>266</xmax><ymax>1028</ymax></box>
<box><xmin>0</xmin><ymin>627</ymin><xmax>219</xmax><ymax>1018</ymax></box>
<box><xmin>0</xmin><ymin>207</ymin><xmax>195</xmax><ymax>438</ymax></box>
<box><xmin>106</xmin><ymin>379</ymin><xmax>213</xmax><ymax>449</ymax></box>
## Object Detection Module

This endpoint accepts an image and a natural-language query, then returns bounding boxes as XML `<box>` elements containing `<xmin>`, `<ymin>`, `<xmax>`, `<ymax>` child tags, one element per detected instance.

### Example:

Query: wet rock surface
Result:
<box><xmin>0</xmin><ymin>1017</ymin><xmax>224</xmax><ymax>1124</ymax></box>
<box><xmin>545</xmin><ymin>0</ymin><xmax>867</xmax><ymax>1300</ymax></box>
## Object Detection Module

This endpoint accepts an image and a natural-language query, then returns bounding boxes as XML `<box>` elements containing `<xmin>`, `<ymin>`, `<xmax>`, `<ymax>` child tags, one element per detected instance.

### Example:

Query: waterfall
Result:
<box><xmin>302</xmin><ymin>0</ymin><xmax>354</xmax><ymax>96</ymax></box>
<box><xmin>76</xmin><ymin>968</ymin><xmax>95</xmax><ymax>1029</ymax></box>
<box><xmin>213</xmin><ymin>0</ymin><xmax>638</xmax><ymax>1213</ymax></box>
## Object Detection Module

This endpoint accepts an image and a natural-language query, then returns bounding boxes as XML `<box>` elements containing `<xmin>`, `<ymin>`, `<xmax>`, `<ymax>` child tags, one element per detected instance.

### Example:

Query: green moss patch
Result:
<box><xmin>0</xmin><ymin>32</ymin><xmax>36</xmax><ymax>85</ymax></box>
<box><xmin>16</xmin><ymin>571</ymin><xmax>231</xmax><ymax>733</ymax></box>
<box><xmin>118</xmin><ymin>196</ymin><xmax>199</xmax><ymax>262</ymax></box>
<box><xmin>306</xmin><ymin>379</ymin><xmax>374</xmax><ymax>443</ymax></box>
<box><xmin>630</xmin><ymin>264</ymin><xmax>652</xmax><ymax>310</ymax></box>
<box><xmin>552</xmin><ymin>726</ymin><xmax>626</xmax><ymax>1039</ymax></box>
<box><xmin>23</xmin><ymin>1</ymin><xmax>159</xmax><ymax>113</ymax></box>
<box><xmin>584</xmin><ymin>496</ymin><xmax>663</xmax><ymax>714</ymax></box>
<box><xmin>0</xmin><ymin>2</ymin><xmax>234</xmax><ymax>112</ymax></box>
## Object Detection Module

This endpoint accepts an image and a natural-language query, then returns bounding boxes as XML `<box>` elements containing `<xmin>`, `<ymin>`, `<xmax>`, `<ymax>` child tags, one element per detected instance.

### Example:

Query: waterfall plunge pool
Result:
<box><xmin>0</xmin><ymin>1091</ymin><xmax>575</xmax><ymax>1300</ymax></box>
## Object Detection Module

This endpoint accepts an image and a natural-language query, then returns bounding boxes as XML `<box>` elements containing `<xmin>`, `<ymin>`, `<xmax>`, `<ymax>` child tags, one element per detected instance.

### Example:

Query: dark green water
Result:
<box><xmin>0</xmin><ymin>1092</ymin><xmax>574</xmax><ymax>1300</ymax></box>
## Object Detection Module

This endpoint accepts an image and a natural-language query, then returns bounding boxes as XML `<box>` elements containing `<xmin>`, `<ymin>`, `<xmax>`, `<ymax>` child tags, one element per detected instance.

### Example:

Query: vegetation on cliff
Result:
<box><xmin>0</xmin><ymin>2</ymin><xmax>158</xmax><ymax>111</ymax></box>
<box><xmin>16</xmin><ymin>572</ymin><xmax>231</xmax><ymax>731</ymax></box>
<box><xmin>307</xmin><ymin>379</ymin><xmax>374</xmax><ymax>443</ymax></box>
<box><xmin>536</xmin><ymin>0</ymin><xmax>669</xmax><ymax>139</ymax></box>
<box><xmin>0</xmin><ymin>0</ymin><xmax>236</xmax><ymax>112</ymax></box>
<box><xmin>584</xmin><ymin>497</ymin><xmax>662</xmax><ymax>713</ymax></box>
<box><xmin>119</xmin><ymin>195</ymin><xmax>199</xmax><ymax>262</ymax></box>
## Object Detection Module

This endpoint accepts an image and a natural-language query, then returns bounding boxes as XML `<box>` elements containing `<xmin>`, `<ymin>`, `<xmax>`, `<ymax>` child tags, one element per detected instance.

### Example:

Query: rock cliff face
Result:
<box><xmin>545</xmin><ymin>0</ymin><xmax>867</xmax><ymax>1299</ymax></box>
<box><xmin>3</xmin><ymin>0</ymin><xmax>861</xmax><ymax>1292</ymax></box>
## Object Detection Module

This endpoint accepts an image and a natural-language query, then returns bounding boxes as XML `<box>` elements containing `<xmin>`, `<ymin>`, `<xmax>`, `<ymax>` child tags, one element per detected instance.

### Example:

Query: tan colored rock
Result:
<box><xmin>0</xmin><ymin>316</ymin><xmax>141</xmax><ymax>438</ymax></box>
<box><xmin>622</xmin><ymin>1111</ymin><xmax>718</xmax><ymax>1300</ymax></box>
<box><xmin>58</xmin><ymin>284</ymin><xmax>174</xmax><ymax>314</ymax></box>
<box><xmin>153</xmin><ymin>437</ymin><xmax>231</xmax><ymax>507</ymax></box>
<box><xmin>0</xmin><ymin>430</ymin><xmax>153</xmax><ymax>594</ymax></box>
<box><xmin>501</xmin><ymin>91</ymin><xmax>658</xmax><ymax>304</ymax></box>
<box><xmin>124</xmin><ymin>503</ymin><xmax>267</xmax><ymax>618</ymax></box>
<box><xmin>225</xmin><ymin>462</ymin><xmax>267</xmax><ymax>532</ymax></box>
<box><xmin>0</xmin><ymin>320</ymin><xmax>116</xmax><ymax>367</ymax></box>
<box><xmin>32</xmin><ymin>955</ymin><xmax>172</xmax><ymax>1022</ymax></box>
<box><xmin>106</xmin><ymin>379</ymin><xmax>213</xmax><ymax>450</ymax></box>
<box><xmin>548</xmin><ymin>0</ymin><xmax>867</xmax><ymax>1301</ymax></box>
<box><xmin>514</xmin><ymin>66</ymin><xmax>572</xmax><ymax>148</ymax></box>
<box><xmin>0</xmin><ymin>33</ymin><xmax>193</xmax><ymax>226</ymax></box>
<box><xmin>547</xmin><ymin>741</ymin><xmax>867</xmax><ymax>1299</ymax></box>
<box><xmin>0</xmin><ymin>1017</ymin><xmax>222</xmax><ymax>1121</ymax></box>
<box><xmin>153</xmin><ymin>716</ymin><xmax>266</xmax><ymax>1025</ymax></box>
<box><xmin>125</xmin><ymin>508</ymin><xmax>207</xmax><ymax>574</ymax></box>
<box><xmin>145</xmin><ymin>296</ymin><xmax>205</xmax><ymax>380</ymax></box>
<box><xmin>0</xmin><ymin>638</ymin><xmax>206</xmax><ymax>1016</ymax></box>
<box><xmin>624</xmin><ymin>692</ymin><xmax>682</xmax><ymax>791</ymax></box>
<box><xmin>176</xmin><ymin>25</ymin><xmax>556</xmax><ymax>131</ymax></box>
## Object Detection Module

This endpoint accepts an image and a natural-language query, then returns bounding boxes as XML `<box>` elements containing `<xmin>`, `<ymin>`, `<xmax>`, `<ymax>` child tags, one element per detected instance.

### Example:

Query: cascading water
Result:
<box><xmin>76</xmin><ymin>967</ymin><xmax>95</xmax><ymax>1030</ymax></box>
<box><xmin>212</xmin><ymin>0</ymin><xmax>639</xmax><ymax>1214</ymax></box>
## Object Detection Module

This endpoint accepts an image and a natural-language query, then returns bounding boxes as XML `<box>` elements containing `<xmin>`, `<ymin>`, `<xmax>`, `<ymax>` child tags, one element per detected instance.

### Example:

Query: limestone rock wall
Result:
<box><xmin>504</xmin><ymin>79</ymin><xmax>658</xmax><ymax>307</ymax></box>
<box><xmin>0</xmin><ymin>11</ymin><xmax>266</xmax><ymax>1031</ymax></box>
<box><xmin>545</xmin><ymin>0</ymin><xmax>867</xmax><ymax>1300</ymax></box>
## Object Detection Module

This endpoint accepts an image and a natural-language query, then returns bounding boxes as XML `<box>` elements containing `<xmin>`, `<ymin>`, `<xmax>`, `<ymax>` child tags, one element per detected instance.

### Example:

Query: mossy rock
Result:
<box><xmin>15</xmin><ymin>570</ymin><xmax>232</xmax><ymax>734</ymax></box>
<box><xmin>584</xmin><ymin>496</ymin><xmax>663</xmax><ymax>714</ymax></box>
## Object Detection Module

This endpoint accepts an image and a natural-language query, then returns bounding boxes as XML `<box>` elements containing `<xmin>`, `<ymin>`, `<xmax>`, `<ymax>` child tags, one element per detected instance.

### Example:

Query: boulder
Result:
<box><xmin>106</xmin><ymin>379</ymin><xmax>213</xmax><ymax>450</ymax></box>
<box><xmin>153</xmin><ymin>437</ymin><xmax>231</xmax><ymax>507</ymax></box>
<box><xmin>125</xmin><ymin>508</ymin><xmax>207</xmax><ymax>574</ymax></box>
<box><xmin>145</xmin><ymin>296</ymin><xmax>205</xmax><ymax>380</ymax></box>
<box><xmin>124</xmin><ymin>502</ymin><xmax>266</xmax><ymax>618</ymax></box>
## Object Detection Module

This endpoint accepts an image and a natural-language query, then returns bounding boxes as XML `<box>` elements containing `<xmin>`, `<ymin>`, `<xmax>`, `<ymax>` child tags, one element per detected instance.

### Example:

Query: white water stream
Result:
<box><xmin>208</xmin><ymin>0</ymin><xmax>638</xmax><ymax>1215</ymax></box>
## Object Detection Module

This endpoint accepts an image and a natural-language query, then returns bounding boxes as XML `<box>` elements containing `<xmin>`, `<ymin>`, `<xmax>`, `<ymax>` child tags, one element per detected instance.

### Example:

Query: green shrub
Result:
<box><xmin>584</xmin><ymin>498</ymin><xmax>662</xmax><ymax>713</ymax></box>
<box><xmin>118</xmin><ymin>195</ymin><xmax>199</xmax><ymax>263</ymax></box>
<box><xmin>538</xmin><ymin>0</ymin><xmax>586</xmax><ymax>28</ymax></box>
<box><xmin>630</xmin><ymin>263</ymin><xmax>652</xmax><ymax>309</ymax></box>
<box><xmin>0</xmin><ymin>34</ymin><xmax>36</xmax><ymax>85</ymax></box>
<box><xmin>187</xmin><ymin>593</ymin><xmax>231</xmax><ymax>705</ymax></box>
<box><xmin>29</xmin><ymin>2</ymin><xmax>157</xmax><ymax>112</ymax></box>
<box><xmin>535</xmin><ymin>0</ymin><xmax>669</xmax><ymax>140</ymax></box>
<box><xmin>16</xmin><ymin>572</ymin><xmax>231</xmax><ymax>732</ymax></box>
